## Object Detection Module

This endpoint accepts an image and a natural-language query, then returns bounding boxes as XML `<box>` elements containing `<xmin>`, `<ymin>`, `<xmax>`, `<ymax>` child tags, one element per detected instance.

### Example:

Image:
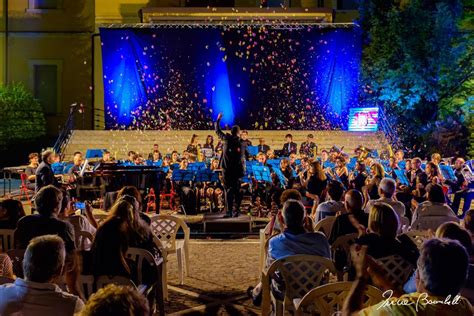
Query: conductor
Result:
<box><xmin>215</xmin><ymin>113</ymin><xmax>246</xmax><ymax>218</ymax></box>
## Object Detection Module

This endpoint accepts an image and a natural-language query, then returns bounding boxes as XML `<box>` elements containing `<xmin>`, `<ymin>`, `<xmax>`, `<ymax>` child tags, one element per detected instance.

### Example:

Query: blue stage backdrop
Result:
<box><xmin>100</xmin><ymin>26</ymin><xmax>361</xmax><ymax>130</ymax></box>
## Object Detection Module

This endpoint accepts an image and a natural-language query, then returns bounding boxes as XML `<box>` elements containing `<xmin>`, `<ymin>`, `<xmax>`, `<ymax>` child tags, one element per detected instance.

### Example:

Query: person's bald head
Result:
<box><xmin>345</xmin><ymin>189</ymin><xmax>363</xmax><ymax>212</ymax></box>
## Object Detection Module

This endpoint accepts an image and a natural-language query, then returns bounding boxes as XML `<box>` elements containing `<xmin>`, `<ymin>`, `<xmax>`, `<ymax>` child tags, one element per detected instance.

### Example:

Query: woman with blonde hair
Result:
<box><xmin>356</xmin><ymin>202</ymin><xmax>418</xmax><ymax>263</ymax></box>
<box><xmin>365</xmin><ymin>163</ymin><xmax>385</xmax><ymax>200</ymax></box>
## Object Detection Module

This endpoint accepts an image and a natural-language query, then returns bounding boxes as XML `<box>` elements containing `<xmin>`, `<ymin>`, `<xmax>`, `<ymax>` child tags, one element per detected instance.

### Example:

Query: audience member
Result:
<box><xmin>329</xmin><ymin>189</ymin><xmax>368</xmax><ymax>244</ymax></box>
<box><xmin>116</xmin><ymin>186</ymin><xmax>151</xmax><ymax>225</ymax></box>
<box><xmin>364</xmin><ymin>178</ymin><xmax>405</xmax><ymax>218</ymax></box>
<box><xmin>0</xmin><ymin>235</ymin><xmax>84</xmax><ymax>315</ymax></box>
<box><xmin>78</xmin><ymin>284</ymin><xmax>149</xmax><ymax>316</ymax></box>
<box><xmin>91</xmin><ymin>198</ymin><xmax>159</xmax><ymax>285</ymax></box>
<box><xmin>344</xmin><ymin>239</ymin><xmax>472</xmax><ymax>315</ymax></box>
<box><xmin>24</xmin><ymin>152</ymin><xmax>39</xmax><ymax>190</ymax></box>
<box><xmin>313</xmin><ymin>180</ymin><xmax>345</xmax><ymax>222</ymax></box>
<box><xmin>365</xmin><ymin>163</ymin><xmax>385</xmax><ymax>200</ymax></box>
<box><xmin>356</xmin><ymin>203</ymin><xmax>418</xmax><ymax>264</ymax></box>
<box><xmin>249</xmin><ymin>199</ymin><xmax>331</xmax><ymax>305</ymax></box>
<box><xmin>0</xmin><ymin>253</ymin><xmax>14</xmax><ymax>281</ymax></box>
<box><xmin>411</xmin><ymin>184</ymin><xmax>458</xmax><ymax>225</ymax></box>
<box><xmin>0</xmin><ymin>199</ymin><xmax>26</xmax><ymax>229</ymax></box>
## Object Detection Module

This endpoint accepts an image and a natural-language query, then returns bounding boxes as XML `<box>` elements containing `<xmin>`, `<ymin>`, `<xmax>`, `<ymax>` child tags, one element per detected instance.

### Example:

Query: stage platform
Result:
<box><xmin>62</xmin><ymin>130</ymin><xmax>390</xmax><ymax>160</ymax></box>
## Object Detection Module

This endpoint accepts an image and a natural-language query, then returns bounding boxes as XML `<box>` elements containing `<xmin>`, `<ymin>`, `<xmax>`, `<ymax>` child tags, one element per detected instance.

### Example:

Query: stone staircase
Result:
<box><xmin>62</xmin><ymin>130</ymin><xmax>391</xmax><ymax>160</ymax></box>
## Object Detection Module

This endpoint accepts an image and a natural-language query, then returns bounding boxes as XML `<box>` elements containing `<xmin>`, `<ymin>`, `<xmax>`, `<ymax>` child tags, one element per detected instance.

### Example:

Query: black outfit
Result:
<box><xmin>186</xmin><ymin>144</ymin><xmax>200</xmax><ymax>157</ymax></box>
<box><xmin>35</xmin><ymin>161</ymin><xmax>59</xmax><ymax>192</ymax></box>
<box><xmin>24</xmin><ymin>166</ymin><xmax>37</xmax><ymax>190</ymax></box>
<box><xmin>15</xmin><ymin>214</ymin><xmax>76</xmax><ymax>252</ymax></box>
<box><xmin>329</xmin><ymin>210</ymin><xmax>369</xmax><ymax>244</ymax></box>
<box><xmin>350</xmin><ymin>172</ymin><xmax>367</xmax><ymax>192</ymax></box>
<box><xmin>307</xmin><ymin>176</ymin><xmax>327</xmax><ymax>198</ymax></box>
<box><xmin>281</xmin><ymin>142</ymin><xmax>298</xmax><ymax>157</ymax></box>
<box><xmin>299</xmin><ymin>141</ymin><xmax>317</xmax><ymax>157</ymax></box>
<box><xmin>447</xmin><ymin>169</ymin><xmax>467</xmax><ymax>216</ymax></box>
<box><xmin>242</xmin><ymin>139</ymin><xmax>253</xmax><ymax>147</ymax></box>
<box><xmin>215</xmin><ymin>118</ymin><xmax>246</xmax><ymax>217</ymax></box>
<box><xmin>356</xmin><ymin>233</ymin><xmax>419</xmax><ymax>265</ymax></box>
<box><xmin>257</xmin><ymin>144</ymin><xmax>270</xmax><ymax>154</ymax></box>
<box><xmin>147</xmin><ymin>151</ymin><xmax>162</xmax><ymax>160</ymax></box>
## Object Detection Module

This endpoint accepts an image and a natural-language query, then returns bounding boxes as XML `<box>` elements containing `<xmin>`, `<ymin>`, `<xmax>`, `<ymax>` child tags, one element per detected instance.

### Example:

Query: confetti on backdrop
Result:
<box><xmin>100</xmin><ymin>25</ymin><xmax>361</xmax><ymax>130</ymax></box>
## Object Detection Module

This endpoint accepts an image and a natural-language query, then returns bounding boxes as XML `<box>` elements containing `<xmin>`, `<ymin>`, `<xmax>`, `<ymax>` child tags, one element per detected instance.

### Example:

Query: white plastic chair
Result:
<box><xmin>293</xmin><ymin>281</ymin><xmax>383</xmax><ymax>316</ymax></box>
<box><xmin>330</xmin><ymin>233</ymin><xmax>358</xmax><ymax>281</ymax></box>
<box><xmin>125</xmin><ymin>247</ymin><xmax>165</xmax><ymax>316</ymax></box>
<box><xmin>0</xmin><ymin>229</ymin><xmax>15</xmax><ymax>252</ymax></box>
<box><xmin>149</xmin><ymin>214</ymin><xmax>190</xmax><ymax>285</ymax></box>
<box><xmin>398</xmin><ymin>216</ymin><xmax>410</xmax><ymax>234</ymax></box>
<box><xmin>411</xmin><ymin>215</ymin><xmax>459</xmax><ymax>231</ymax></box>
<box><xmin>261</xmin><ymin>254</ymin><xmax>337</xmax><ymax>316</ymax></box>
<box><xmin>314</xmin><ymin>216</ymin><xmax>336</xmax><ymax>237</ymax></box>
<box><xmin>75</xmin><ymin>230</ymin><xmax>94</xmax><ymax>251</ymax></box>
<box><xmin>376</xmin><ymin>255</ymin><xmax>414</xmax><ymax>288</ymax></box>
<box><xmin>404</xmin><ymin>230</ymin><xmax>432</xmax><ymax>249</ymax></box>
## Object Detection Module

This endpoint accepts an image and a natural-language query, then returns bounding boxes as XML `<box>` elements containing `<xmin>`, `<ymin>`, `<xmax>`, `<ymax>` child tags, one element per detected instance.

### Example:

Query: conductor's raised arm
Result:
<box><xmin>215</xmin><ymin>112</ymin><xmax>226</xmax><ymax>140</ymax></box>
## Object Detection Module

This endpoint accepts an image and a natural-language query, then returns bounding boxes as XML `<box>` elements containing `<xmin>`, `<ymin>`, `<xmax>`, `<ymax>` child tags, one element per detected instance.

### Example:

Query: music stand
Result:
<box><xmin>273</xmin><ymin>168</ymin><xmax>288</xmax><ymax>188</ymax></box>
<box><xmin>188</xmin><ymin>162</ymin><xmax>206</xmax><ymax>171</ymax></box>
<box><xmin>252</xmin><ymin>165</ymin><xmax>272</xmax><ymax>183</ymax></box>
<box><xmin>195</xmin><ymin>169</ymin><xmax>219</xmax><ymax>183</ymax></box>
<box><xmin>172</xmin><ymin>169</ymin><xmax>195</xmax><ymax>183</ymax></box>
<box><xmin>247</xmin><ymin>146</ymin><xmax>259</xmax><ymax>157</ymax></box>
<box><xmin>439</xmin><ymin>165</ymin><xmax>457</xmax><ymax>182</ymax></box>
<box><xmin>394</xmin><ymin>169</ymin><xmax>410</xmax><ymax>186</ymax></box>
<box><xmin>201</xmin><ymin>148</ymin><xmax>214</xmax><ymax>159</ymax></box>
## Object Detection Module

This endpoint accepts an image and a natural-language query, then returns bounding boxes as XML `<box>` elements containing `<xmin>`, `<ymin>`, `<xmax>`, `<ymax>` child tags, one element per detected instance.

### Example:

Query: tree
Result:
<box><xmin>359</xmin><ymin>0</ymin><xmax>473</xmax><ymax>157</ymax></box>
<box><xmin>0</xmin><ymin>83</ymin><xmax>46</xmax><ymax>148</ymax></box>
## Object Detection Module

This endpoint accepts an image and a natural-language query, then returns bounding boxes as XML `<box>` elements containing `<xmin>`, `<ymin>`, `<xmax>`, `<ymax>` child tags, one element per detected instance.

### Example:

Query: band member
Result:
<box><xmin>35</xmin><ymin>150</ymin><xmax>59</xmax><ymax>192</ymax></box>
<box><xmin>257</xmin><ymin>138</ymin><xmax>270</xmax><ymax>154</ymax></box>
<box><xmin>281</xmin><ymin>134</ymin><xmax>297</xmax><ymax>157</ymax></box>
<box><xmin>215</xmin><ymin>113</ymin><xmax>246</xmax><ymax>218</ymax></box>
<box><xmin>187</xmin><ymin>134</ymin><xmax>201</xmax><ymax>161</ymax></box>
<box><xmin>266</xmin><ymin>149</ymin><xmax>276</xmax><ymax>160</ymax></box>
<box><xmin>299</xmin><ymin>134</ymin><xmax>317</xmax><ymax>157</ymax></box>
<box><xmin>349</xmin><ymin>161</ymin><xmax>368</xmax><ymax>192</ymax></box>
<box><xmin>99</xmin><ymin>150</ymin><xmax>114</xmax><ymax>164</ymax></box>
<box><xmin>24</xmin><ymin>153</ymin><xmax>39</xmax><ymax>190</ymax></box>
<box><xmin>170</xmin><ymin>151</ymin><xmax>180</xmax><ymax>164</ymax></box>
<box><xmin>203</xmin><ymin>135</ymin><xmax>215</xmax><ymax>151</ymax></box>
<box><xmin>241</xmin><ymin>130</ymin><xmax>252</xmax><ymax>147</ymax></box>
<box><xmin>147</xmin><ymin>144</ymin><xmax>162</xmax><ymax>160</ymax></box>
<box><xmin>334</xmin><ymin>156</ymin><xmax>349</xmax><ymax>188</ymax></box>
<box><xmin>395</xmin><ymin>149</ymin><xmax>405</xmax><ymax>163</ymax></box>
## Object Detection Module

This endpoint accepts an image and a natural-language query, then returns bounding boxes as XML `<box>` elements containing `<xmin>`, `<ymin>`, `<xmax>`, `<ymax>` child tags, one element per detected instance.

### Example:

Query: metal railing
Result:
<box><xmin>52</xmin><ymin>104</ymin><xmax>78</xmax><ymax>155</ymax></box>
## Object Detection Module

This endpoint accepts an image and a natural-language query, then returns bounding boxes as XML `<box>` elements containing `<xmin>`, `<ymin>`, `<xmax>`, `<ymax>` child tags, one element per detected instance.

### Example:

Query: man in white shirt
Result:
<box><xmin>0</xmin><ymin>235</ymin><xmax>84</xmax><ymax>315</ymax></box>
<box><xmin>364</xmin><ymin>177</ymin><xmax>405</xmax><ymax>218</ymax></box>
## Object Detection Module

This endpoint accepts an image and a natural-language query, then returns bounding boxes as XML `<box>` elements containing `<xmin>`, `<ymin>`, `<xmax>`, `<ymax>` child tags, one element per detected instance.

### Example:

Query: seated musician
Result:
<box><xmin>320</xmin><ymin>149</ymin><xmax>330</xmax><ymax>167</ymax></box>
<box><xmin>25</xmin><ymin>153</ymin><xmax>39</xmax><ymax>190</ymax></box>
<box><xmin>51</xmin><ymin>153</ymin><xmax>64</xmax><ymax>174</ymax></box>
<box><xmin>67</xmin><ymin>152</ymin><xmax>84</xmax><ymax>176</ymax></box>
<box><xmin>449</xmin><ymin>158</ymin><xmax>469</xmax><ymax>216</ymax></box>
<box><xmin>162</xmin><ymin>155</ymin><xmax>171</xmax><ymax>167</ymax></box>
<box><xmin>281</xmin><ymin>134</ymin><xmax>297</xmax><ymax>157</ymax></box>
<box><xmin>266</xmin><ymin>149</ymin><xmax>276</xmax><ymax>160</ymax></box>
<box><xmin>300</xmin><ymin>161</ymin><xmax>328</xmax><ymax>204</ymax></box>
<box><xmin>388</xmin><ymin>156</ymin><xmax>400</xmax><ymax>179</ymax></box>
<box><xmin>365</xmin><ymin>163</ymin><xmax>385</xmax><ymax>201</ymax></box>
<box><xmin>349</xmin><ymin>161</ymin><xmax>368</xmax><ymax>192</ymax></box>
<box><xmin>256</xmin><ymin>152</ymin><xmax>267</xmax><ymax>165</ymax></box>
<box><xmin>150</xmin><ymin>151</ymin><xmax>161</xmax><ymax>163</ymax></box>
<box><xmin>288</xmin><ymin>154</ymin><xmax>298</xmax><ymax>170</ymax></box>
<box><xmin>206</xmin><ymin>158</ymin><xmax>223</xmax><ymax>212</ymax></box>
<box><xmin>241</xmin><ymin>130</ymin><xmax>252</xmax><ymax>147</ymax></box>
<box><xmin>125</xmin><ymin>151</ymin><xmax>136</xmax><ymax>164</ymax></box>
<box><xmin>274</xmin><ymin>159</ymin><xmax>295</xmax><ymax>190</ymax></box>
<box><xmin>174</xmin><ymin>159</ymin><xmax>198</xmax><ymax>214</ymax></box>
<box><xmin>170</xmin><ymin>151</ymin><xmax>180</xmax><ymax>164</ymax></box>
<box><xmin>395</xmin><ymin>148</ymin><xmax>405</xmax><ymax>163</ymax></box>
<box><xmin>334</xmin><ymin>156</ymin><xmax>349</xmax><ymax>188</ymax></box>
<box><xmin>257</xmin><ymin>138</ymin><xmax>270</xmax><ymax>154</ymax></box>
<box><xmin>299</xmin><ymin>133</ymin><xmax>317</xmax><ymax>157</ymax></box>
<box><xmin>133</xmin><ymin>154</ymin><xmax>145</xmax><ymax>166</ymax></box>
<box><xmin>99</xmin><ymin>150</ymin><xmax>114</xmax><ymax>164</ymax></box>
<box><xmin>186</xmin><ymin>134</ymin><xmax>201</xmax><ymax>161</ymax></box>
<box><xmin>147</xmin><ymin>144</ymin><xmax>162</xmax><ymax>160</ymax></box>
<box><xmin>203</xmin><ymin>135</ymin><xmax>215</xmax><ymax>151</ymax></box>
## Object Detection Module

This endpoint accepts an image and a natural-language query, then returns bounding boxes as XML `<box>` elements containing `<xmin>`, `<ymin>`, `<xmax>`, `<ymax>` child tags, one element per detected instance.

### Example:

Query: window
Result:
<box><xmin>32</xmin><ymin>63</ymin><xmax>61</xmax><ymax>115</ymax></box>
